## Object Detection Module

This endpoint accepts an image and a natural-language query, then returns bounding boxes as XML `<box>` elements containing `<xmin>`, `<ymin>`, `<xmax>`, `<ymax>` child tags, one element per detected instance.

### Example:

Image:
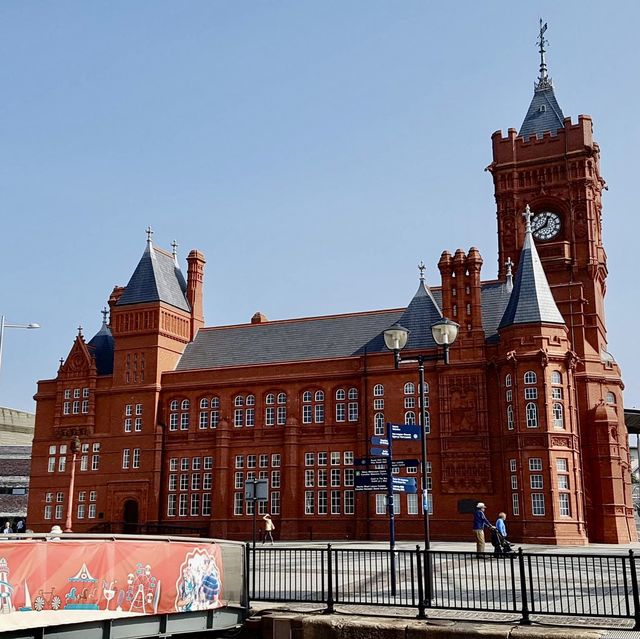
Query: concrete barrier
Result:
<box><xmin>243</xmin><ymin>613</ymin><xmax>609</xmax><ymax>639</ymax></box>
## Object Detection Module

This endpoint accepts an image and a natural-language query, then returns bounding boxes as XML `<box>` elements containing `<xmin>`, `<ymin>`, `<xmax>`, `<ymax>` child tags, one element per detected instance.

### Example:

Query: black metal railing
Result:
<box><xmin>249</xmin><ymin>545</ymin><xmax>640</xmax><ymax>629</ymax></box>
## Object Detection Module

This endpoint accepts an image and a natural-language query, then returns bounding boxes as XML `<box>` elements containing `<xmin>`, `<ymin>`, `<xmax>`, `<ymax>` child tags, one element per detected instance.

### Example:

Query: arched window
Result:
<box><xmin>405</xmin><ymin>411</ymin><xmax>416</xmax><ymax>425</ymax></box>
<box><xmin>524</xmin><ymin>371</ymin><xmax>537</xmax><ymax>385</ymax></box>
<box><xmin>170</xmin><ymin>399</ymin><xmax>178</xmax><ymax>411</ymax></box>
<box><xmin>181</xmin><ymin>399</ymin><xmax>190</xmax><ymax>410</ymax></box>
<box><xmin>348</xmin><ymin>389</ymin><xmax>358</xmax><ymax>422</ymax></box>
<box><xmin>507</xmin><ymin>405</ymin><xmax>514</xmax><ymax>430</ymax></box>
<box><xmin>373</xmin><ymin>384</ymin><xmax>384</xmax><ymax>397</ymax></box>
<box><xmin>234</xmin><ymin>395</ymin><xmax>244</xmax><ymax>407</ymax></box>
<box><xmin>404</xmin><ymin>382</ymin><xmax>415</xmax><ymax>395</ymax></box>
<box><xmin>423</xmin><ymin>411</ymin><xmax>430</xmax><ymax>434</ymax></box>
<box><xmin>374</xmin><ymin>412</ymin><xmax>385</xmax><ymax>436</ymax></box>
<box><xmin>302</xmin><ymin>391</ymin><xmax>312</xmax><ymax>424</ymax></box>
<box><xmin>199</xmin><ymin>398</ymin><xmax>209</xmax><ymax>409</ymax></box>
<box><xmin>246</xmin><ymin>394</ymin><xmax>255</xmax><ymax>406</ymax></box>
<box><xmin>606</xmin><ymin>392</ymin><xmax>616</xmax><ymax>405</ymax></box>
<box><xmin>266</xmin><ymin>393</ymin><xmax>275</xmax><ymax>405</ymax></box>
<box><xmin>553</xmin><ymin>403</ymin><xmax>564</xmax><ymax>429</ymax></box>
<box><xmin>277</xmin><ymin>393</ymin><xmax>287</xmax><ymax>425</ymax></box>
<box><xmin>210</xmin><ymin>397</ymin><xmax>220</xmax><ymax>428</ymax></box>
<box><xmin>505</xmin><ymin>374</ymin><xmax>512</xmax><ymax>388</ymax></box>
<box><xmin>422</xmin><ymin>382</ymin><xmax>429</xmax><ymax>395</ymax></box>
<box><xmin>336</xmin><ymin>389</ymin><xmax>346</xmax><ymax>422</ymax></box>
<box><xmin>335</xmin><ymin>389</ymin><xmax>345</xmax><ymax>400</ymax></box>
<box><xmin>551</xmin><ymin>371</ymin><xmax>562</xmax><ymax>385</ymax></box>
<box><xmin>348</xmin><ymin>388</ymin><xmax>358</xmax><ymax>400</ymax></box>
<box><xmin>314</xmin><ymin>390</ymin><xmax>324</xmax><ymax>402</ymax></box>
<box><xmin>526</xmin><ymin>402</ymin><xmax>538</xmax><ymax>428</ymax></box>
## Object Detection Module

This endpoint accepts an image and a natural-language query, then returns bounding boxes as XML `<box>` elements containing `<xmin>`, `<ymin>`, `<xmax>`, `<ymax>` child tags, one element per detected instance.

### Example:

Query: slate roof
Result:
<box><xmin>518</xmin><ymin>84</ymin><xmax>565</xmax><ymax>140</ymax></box>
<box><xmin>176</xmin><ymin>277</ymin><xmax>516</xmax><ymax>372</ymax></box>
<box><xmin>177</xmin><ymin>308</ymin><xmax>404</xmax><ymax>370</ymax></box>
<box><xmin>117</xmin><ymin>242</ymin><xmax>190</xmax><ymax>312</ymax></box>
<box><xmin>88</xmin><ymin>320</ymin><xmax>115</xmax><ymax>375</ymax></box>
<box><xmin>498</xmin><ymin>221</ymin><xmax>565</xmax><ymax>329</ymax></box>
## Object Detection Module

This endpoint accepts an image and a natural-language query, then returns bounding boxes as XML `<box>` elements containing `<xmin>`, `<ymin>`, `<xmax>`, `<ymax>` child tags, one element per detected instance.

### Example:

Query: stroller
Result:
<box><xmin>491</xmin><ymin>528</ymin><xmax>515</xmax><ymax>554</ymax></box>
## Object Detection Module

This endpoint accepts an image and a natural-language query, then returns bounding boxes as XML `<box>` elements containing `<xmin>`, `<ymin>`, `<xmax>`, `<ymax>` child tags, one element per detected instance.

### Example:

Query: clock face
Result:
<box><xmin>531</xmin><ymin>211</ymin><xmax>561</xmax><ymax>241</ymax></box>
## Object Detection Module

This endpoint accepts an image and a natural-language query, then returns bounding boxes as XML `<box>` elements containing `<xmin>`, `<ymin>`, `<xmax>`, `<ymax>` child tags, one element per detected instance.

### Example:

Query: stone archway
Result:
<box><xmin>123</xmin><ymin>499</ymin><xmax>139</xmax><ymax>534</ymax></box>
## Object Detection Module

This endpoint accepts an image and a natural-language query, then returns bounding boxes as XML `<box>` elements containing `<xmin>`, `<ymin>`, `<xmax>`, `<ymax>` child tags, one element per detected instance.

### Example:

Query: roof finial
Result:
<box><xmin>505</xmin><ymin>257</ymin><xmax>514</xmax><ymax>278</ymax></box>
<box><xmin>146</xmin><ymin>226</ymin><xmax>154</xmax><ymax>245</ymax></box>
<box><xmin>418</xmin><ymin>261</ymin><xmax>426</xmax><ymax>283</ymax></box>
<box><xmin>77</xmin><ymin>325</ymin><xmax>83</xmax><ymax>337</ymax></box>
<box><xmin>171</xmin><ymin>240</ymin><xmax>178</xmax><ymax>258</ymax></box>
<box><xmin>101</xmin><ymin>307</ymin><xmax>108</xmax><ymax>325</ymax></box>
<box><xmin>505</xmin><ymin>257</ymin><xmax>514</xmax><ymax>291</ymax></box>
<box><xmin>523</xmin><ymin>204</ymin><xmax>533</xmax><ymax>234</ymax></box>
<box><xmin>536</xmin><ymin>19</ymin><xmax>551</xmax><ymax>90</ymax></box>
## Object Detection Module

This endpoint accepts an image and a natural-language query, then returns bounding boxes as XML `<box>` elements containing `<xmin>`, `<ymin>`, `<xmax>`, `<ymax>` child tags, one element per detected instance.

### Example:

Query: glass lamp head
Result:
<box><xmin>431</xmin><ymin>318</ymin><xmax>459</xmax><ymax>346</ymax></box>
<box><xmin>383</xmin><ymin>324</ymin><xmax>409</xmax><ymax>351</ymax></box>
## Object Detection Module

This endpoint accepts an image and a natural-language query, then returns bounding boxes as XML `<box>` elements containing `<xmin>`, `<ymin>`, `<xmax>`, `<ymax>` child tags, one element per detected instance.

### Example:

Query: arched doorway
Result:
<box><xmin>123</xmin><ymin>499</ymin><xmax>139</xmax><ymax>534</ymax></box>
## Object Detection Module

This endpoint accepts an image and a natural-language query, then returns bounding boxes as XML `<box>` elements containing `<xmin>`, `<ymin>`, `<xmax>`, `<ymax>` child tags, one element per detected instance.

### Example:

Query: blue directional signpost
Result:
<box><xmin>354</xmin><ymin>423</ymin><xmax>420</xmax><ymax>596</ymax></box>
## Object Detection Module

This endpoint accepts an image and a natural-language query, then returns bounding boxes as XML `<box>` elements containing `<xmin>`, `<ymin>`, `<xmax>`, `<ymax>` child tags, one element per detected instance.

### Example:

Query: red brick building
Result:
<box><xmin>27</xmin><ymin>37</ymin><xmax>636</xmax><ymax>545</ymax></box>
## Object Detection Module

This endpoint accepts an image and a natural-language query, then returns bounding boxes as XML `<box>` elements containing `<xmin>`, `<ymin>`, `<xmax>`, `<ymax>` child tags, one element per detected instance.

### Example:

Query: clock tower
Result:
<box><xmin>487</xmin><ymin>23</ymin><xmax>636</xmax><ymax>542</ymax></box>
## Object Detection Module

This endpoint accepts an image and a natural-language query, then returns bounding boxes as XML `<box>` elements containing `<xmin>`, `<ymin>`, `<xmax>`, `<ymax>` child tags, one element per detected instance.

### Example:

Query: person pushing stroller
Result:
<box><xmin>491</xmin><ymin>512</ymin><xmax>514</xmax><ymax>554</ymax></box>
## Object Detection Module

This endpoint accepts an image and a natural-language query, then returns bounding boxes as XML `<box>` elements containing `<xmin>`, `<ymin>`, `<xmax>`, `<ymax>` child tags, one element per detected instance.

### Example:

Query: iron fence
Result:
<box><xmin>248</xmin><ymin>545</ymin><xmax>640</xmax><ymax>629</ymax></box>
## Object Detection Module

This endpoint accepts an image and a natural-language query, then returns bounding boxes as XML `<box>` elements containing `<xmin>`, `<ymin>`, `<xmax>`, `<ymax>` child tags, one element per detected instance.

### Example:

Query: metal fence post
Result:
<box><xmin>415</xmin><ymin>545</ymin><xmax>426</xmax><ymax>619</ymax></box>
<box><xmin>324</xmin><ymin>543</ymin><xmax>335</xmax><ymax>615</ymax></box>
<box><xmin>518</xmin><ymin>547</ymin><xmax>531</xmax><ymax>625</ymax></box>
<box><xmin>628</xmin><ymin>550</ymin><xmax>640</xmax><ymax>630</ymax></box>
<box><xmin>243</xmin><ymin>543</ymin><xmax>251</xmax><ymax>610</ymax></box>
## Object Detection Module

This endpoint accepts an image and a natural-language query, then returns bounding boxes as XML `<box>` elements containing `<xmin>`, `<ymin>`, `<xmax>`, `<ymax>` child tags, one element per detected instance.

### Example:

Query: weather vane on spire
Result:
<box><xmin>418</xmin><ymin>261</ymin><xmax>426</xmax><ymax>282</ymax></box>
<box><xmin>536</xmin><ymin>19</ymin><xmax>552</xmax><ymax>90</ymax></box>
<box><xmin>146</xmin><ymin>226</ymin><xmax>154</xmax><ymax>245</ymax></box>
<box><xmin>171</xmin><ymin>240</ymin><xmax>178</xmax><ymax>259</ymax></box>
<box><xmin>101</xmin><ymin>307</ymin><xmax>108</xmax><ymax>325</ymax></box>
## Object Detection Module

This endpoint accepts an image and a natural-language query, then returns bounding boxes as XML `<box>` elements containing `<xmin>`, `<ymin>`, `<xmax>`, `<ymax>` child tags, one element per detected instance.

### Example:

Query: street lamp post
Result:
<box><xmin>64</xmin><ymin>435</ymin><xmax>82</xmax><ymax>533</ymax></box>
<box><xmin>383</xmin><ymin>317</ymin><xmax>459</xmax><ymax>606</ymax></box>
<box><xmin>0</xmin><ymin>315</ymin><xmax>41</xmax><ymax>377</ymax></box>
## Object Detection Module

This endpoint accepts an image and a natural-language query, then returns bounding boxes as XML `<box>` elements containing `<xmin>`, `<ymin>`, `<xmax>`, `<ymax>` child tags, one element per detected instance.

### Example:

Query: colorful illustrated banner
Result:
<box><xmin>0</xmin><ymin>540</ymin><xmax>223</xmax><ymax>616</ymax></box>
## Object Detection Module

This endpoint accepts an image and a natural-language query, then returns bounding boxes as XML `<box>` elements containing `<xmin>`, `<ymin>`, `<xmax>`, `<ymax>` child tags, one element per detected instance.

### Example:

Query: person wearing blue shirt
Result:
<box><xmin>472</xmin><ymin>502</ymin><xmax>494</xmax><ymax>552</ymax></box>
<box><xmin>495</xmin><ymin>512</ymin><xmax>507</xmax><ymax>538</ymax></box>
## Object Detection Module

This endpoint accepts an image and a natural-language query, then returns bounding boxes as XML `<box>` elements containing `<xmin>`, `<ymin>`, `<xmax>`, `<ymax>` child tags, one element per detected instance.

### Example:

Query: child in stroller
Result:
<box><xmin>491</xmin><ymin>528</ymin><xmax>514</xmax><ymax>554</ymax></box>
<box><xmin>491</xmin><ymin>512</ymin><xmax>515</xmax><ymax>554</ymax></box>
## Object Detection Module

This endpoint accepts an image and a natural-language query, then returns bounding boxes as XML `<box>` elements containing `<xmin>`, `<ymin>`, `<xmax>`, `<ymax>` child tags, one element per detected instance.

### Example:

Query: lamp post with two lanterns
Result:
<box><xmin>383</xmin><ymin>317</ymin><xmax>459</xmax><ymax>548</ymax></box>
<box><xmin>383</xmin><ymin>317</ymin><xmax>459</xmax><ymax>608</ymax></box>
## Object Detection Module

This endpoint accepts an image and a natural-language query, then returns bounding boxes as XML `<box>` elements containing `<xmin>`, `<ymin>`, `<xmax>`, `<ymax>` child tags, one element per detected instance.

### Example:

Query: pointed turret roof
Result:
<box><xmin>116</xmin><ymin>231</ymin><xmax>190</xmax><ymax>312</ymax></box>
<box><xmin>499</xmin><ymin>206</ymin><xmax>565</xmax><ymax>329</ymax></box>
<box><xmin>87</xmin><ymin>309</ymin><xmax>115</xmax><ymax>375</ymax></box>
<box><xmin>518</xmin><ymin>20</ymin><xmax>565</xmax><ymax>140</ymax></box>
<box><xmin>392</xmin><ymin>276</ymin><xmax>444</xmax><ymax>351</ymax></box>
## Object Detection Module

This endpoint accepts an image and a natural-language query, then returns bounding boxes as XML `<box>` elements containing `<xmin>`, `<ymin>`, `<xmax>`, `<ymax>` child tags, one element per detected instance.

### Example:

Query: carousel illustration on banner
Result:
<box><xmin>0</xmin><ymin>540</ymin><xmax>222</xmax><ymax>617</ymax></box>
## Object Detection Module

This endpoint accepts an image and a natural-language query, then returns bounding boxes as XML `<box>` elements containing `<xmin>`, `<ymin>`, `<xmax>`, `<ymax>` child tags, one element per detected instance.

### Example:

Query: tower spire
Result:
<box><xmin>536</xmin><ymin>19</ymin><xmax>551</xmax><ymax>89</ymax></box>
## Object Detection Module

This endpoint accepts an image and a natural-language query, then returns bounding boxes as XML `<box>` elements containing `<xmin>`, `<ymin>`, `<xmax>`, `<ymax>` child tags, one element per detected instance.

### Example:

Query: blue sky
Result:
<box><xmin>1</xmin><ymin>1</ymin><xmax>639</xmax><ymax>412</ymax></box>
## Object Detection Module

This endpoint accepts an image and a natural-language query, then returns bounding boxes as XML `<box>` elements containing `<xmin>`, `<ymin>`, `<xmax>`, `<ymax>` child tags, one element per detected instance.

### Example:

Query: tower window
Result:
<box><xmin>524</xmin><ymin>371</ymin><xmax>537</xmax><ymax>385</ymax></box>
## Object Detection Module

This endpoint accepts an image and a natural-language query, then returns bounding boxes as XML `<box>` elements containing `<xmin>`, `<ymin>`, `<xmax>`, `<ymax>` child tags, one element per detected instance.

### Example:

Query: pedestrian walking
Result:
<box><xmin>262</xmin><ymin>514</ymin><xmax>275</xmax><ymax>544</ymax></box>
<box><xmin>472</xmin><ymin>502</ymin><xmax>494</xmax><ymax>553</ymax></box>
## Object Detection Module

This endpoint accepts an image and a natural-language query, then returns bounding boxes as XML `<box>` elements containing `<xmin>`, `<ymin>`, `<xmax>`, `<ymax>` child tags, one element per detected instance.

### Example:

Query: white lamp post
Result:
<box><xmin>0</xmin><ymin>315</ymin><xmax>41</xmax><ymax>377</ymax></box>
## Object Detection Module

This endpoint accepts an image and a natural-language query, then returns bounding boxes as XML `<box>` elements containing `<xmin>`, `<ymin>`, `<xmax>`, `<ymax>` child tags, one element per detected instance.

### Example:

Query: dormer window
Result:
<box><xmin>539</xmin><ymin>104</ymin><xmax>547</xmax><ymax>112</ymax></box>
